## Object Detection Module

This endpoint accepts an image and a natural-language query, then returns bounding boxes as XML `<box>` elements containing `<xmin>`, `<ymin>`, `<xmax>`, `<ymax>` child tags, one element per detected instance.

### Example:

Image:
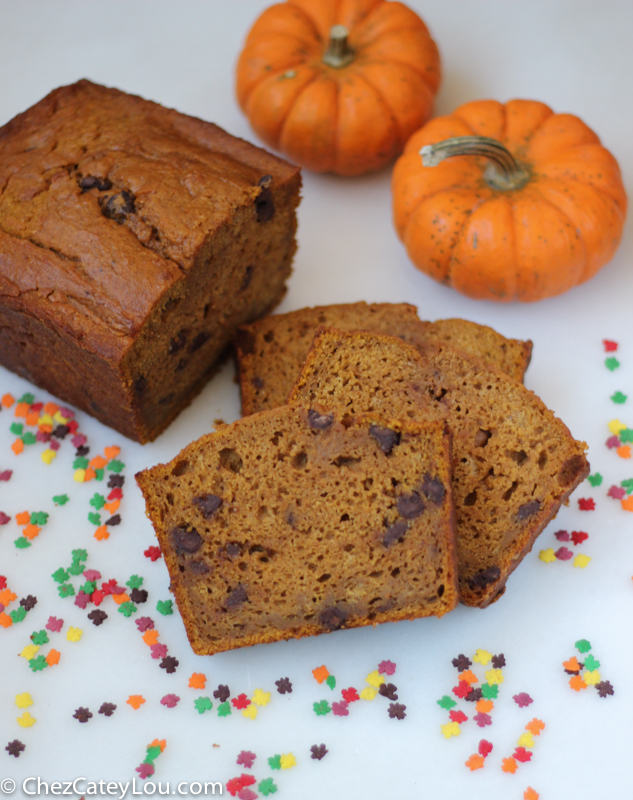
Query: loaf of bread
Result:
<box><xmin>136</xmin><ymin>404</ymin><xmax>458</xmax><ymax>655</ymax></box>
<box><xmin>235</xmin><ymin>302</ymin><xmax>532</xmax><ymax>415</ymax></box>
<box><xmin>287</xmin><ymin>327</ymin><xmax>589</xmax><ymax>607</ymax></box>
<box><xmin>0</xmin><ymin>80</ymin><xmax>301</xmax><ymax>442</ymax></box>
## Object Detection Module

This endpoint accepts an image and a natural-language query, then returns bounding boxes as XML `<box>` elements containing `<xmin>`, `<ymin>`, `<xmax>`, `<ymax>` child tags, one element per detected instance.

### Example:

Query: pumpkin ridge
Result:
<box><xmin>357</xmin><ymin>31</ymin><xmax>440</xmax><ymax>90</ymax></box>
<box><xmin>447</xmin><ymin>194</ymin><xmax>499</xmax><ymax>292</ymax></box>
<box><xmin>537</xmin><ymin>169</ymin><xmax>627</xmax><ymax>213</ymax></box>
<box><xmin>286</xmin><ymin>0</ymin><xmax>328</xmax><ymax>42</ymax></box>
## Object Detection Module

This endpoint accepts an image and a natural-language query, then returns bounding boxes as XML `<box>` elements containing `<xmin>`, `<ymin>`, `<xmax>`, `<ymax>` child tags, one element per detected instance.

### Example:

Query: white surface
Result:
<box><xmin>0</xmin><ymin>1</ymin><xmax>632</xmax><ymax>797</ymax></box>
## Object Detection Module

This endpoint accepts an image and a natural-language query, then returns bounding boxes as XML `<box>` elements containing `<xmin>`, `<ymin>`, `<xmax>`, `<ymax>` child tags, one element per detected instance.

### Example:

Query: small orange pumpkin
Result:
<box><xmin>392</xmin><ymin>99</ymin><xmax>627</xmax><ymax>302</ymax></box>
<box><xmin>236</xmin><ymin>0</ymin><xmax>441</xmax><ymax>176</ymax></box>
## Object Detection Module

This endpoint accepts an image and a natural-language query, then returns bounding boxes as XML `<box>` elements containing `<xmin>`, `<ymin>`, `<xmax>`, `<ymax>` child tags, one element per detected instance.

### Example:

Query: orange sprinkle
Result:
<box><xmin>14</xmin><ymin>402</ymin><xmax>29</xmax><ymax>418</ymax></box>
<box><xmin>622</xmin><ymin>495</ymin><xmax>633</xmax><ymax>512</ymax></box>
<box><xmin>524</xmin><ymin>789</ymin><xmax>539</xmax><ymax>800</ymax></box>
<box><xmin>94</xmin><ymin>526</ymin><xmax>109</xmax><ymax>541</ymax></box>
<box><xmin>38</xmin><ymin>424</ymin><xmax>53</xmax><ymax>434</ymax></box>
<box><xmin>22</xmin><ymin>524</ymin><xmax>41</xmax><ymax>541</ymax></box>
<box><xmin>312</xmin><ymin>665</ymin><xmax>329</xmax><ymax>684</ymax></box>
<box><xmin>111</xmin><ymin>592</ymin><xmax>130</xmax><ymax>605</ymax></box>
<box><xmin>103</xmin><ymin>500</ymin><xmax>120</xmax><ymax>514</ymax></box>
<box><xmin>90</xmin><ymin>455</ymin><xmax>108</xmax><ymax>470</ymax></box>
<box><xmin>149</xmin><ymin>739</ymin><xmax>166</xmax><ymax>752</ymax></box>
<box><xmin>0</xmin><ymin>612</ymin><xmax>12</xmax><ymax>628</ymax></box>
<box><xmin>188</xmin><ymin>673</ymin><xmax>207</xmax><ymax>689</ymax></box>
<box><xmin>15</xmin><ymin>511</ymin><xmax>30</xmax><ymax>526</ymax></box>
<box><xmin>617</xmin><ymin>445</ymin><xmax>631</xmax><ymax>459</ymax></box>
<box><xmin>525</xmin><ymin>718</ymin><xmax>545</xmax><ymax>736</ymax></box>
<box><xmin>569</xmin><ymin>674</ymin><xmax>588</xmax><ymax>691</ymax></box>
<box><xmin>84</xmin><ymin>467</ymin><xmax>97</xmax><ymax>481</ymax></box>
<box><xmin>0</xmin><ymin>588</ymin><xmax>17</xmax><ymax>605</ymax></box>
<box><xmin>25</xmin><ymin>410</ymin><xmax>39</xmax><ymax>426</ymax></box>
<box><xmin>563</xmin><ymin>656</ymin><xmax>581</xmax><ymax>672</ymax></box>
<box><xmin>465</xmin><ymin>754</ymin><xmax>485</xmax><ymax>771</ymax></box>
<box><xmin>104</xmin><ymin>445</ymin><xmax>121</xmax><ymax>460</ymax></box>
<box><xmin>46</xmin><ymin>649</ymin><xmax>61</xmax><ymax>666</ymax></box>
<box><xmin>1</xmin><ymin>393</ymin><xmax>15</xmax><ymax>408</ymax></box>
<box><xmin>475</xmin><ymin>699</ymin><xmax>494</xmax><ymax>713</ymax></box>
<box><xmin>142</xmin><ymin>629</ymin><xmax>160</xmax><ymax>646</ymax></box>
<box><xmin>127</xmin><ymin>695</ymin><xmax>146</xmax><ymax>710</ymax></box>
<box><xmin>44</xmin><ymin>402</ymin><xmax>59</xmax><ymax>415</ymax></box>
<box><xmin>501</xmin><ymin>757</ymin><xmax>518</xmax><ymax>774</ymax></box>
<box><xmin>11</xmin><ymin>439</ymin><xmax>24</xmax><ymax>455</ymax></box>
<box><xmin>459</xmin><ymin>669</ymin><xmax>479</xmax><ymax>685</ymax></box>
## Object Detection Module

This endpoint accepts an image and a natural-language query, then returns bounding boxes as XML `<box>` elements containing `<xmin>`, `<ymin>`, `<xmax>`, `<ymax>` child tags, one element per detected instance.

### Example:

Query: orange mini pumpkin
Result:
<box><xmin>392</xmin><ymin>99</ymin><xmax>627</xmax><ymax>302</ymax></box>
<box><xmin>236</xmin><ymin>0</ymin><xmax>441</xmax><ymax>176</ymax></box>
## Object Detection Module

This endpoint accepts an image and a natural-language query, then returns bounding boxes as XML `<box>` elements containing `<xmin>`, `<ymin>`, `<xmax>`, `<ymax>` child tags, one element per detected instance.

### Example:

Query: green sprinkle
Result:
<box><xmin>193</xmin><ymin>697</ymin><xmax>213</xmax><ymax>714</ymax></box>
<box><xmin>95</xmin><ymin>469</ymin><xmax>105</xmax><ymax>481</ymax></box>
<box><xmin>79</xmin><ymin>581</ymin><xmax>96</xmax><ymax>595</ymax></box>
<box><xmin>611</xmin><ymin>391</ymin><xmax>627</xmax><ymax>404</ymax></box>
<box><xmin>52</xmin><ymin>568</ymin><xmax>70</xmax><ymax>584</ymax></box>
<box><xmin>28</xmin><ymin>655</ymin><xmax>48</xmax><ymax>672</ymax></box>
<box><xmin>90</xmin><ymin>493</ymin><xmax>105</xmax><ymax>510</ymax></box>
<box><xmin>480</xmin><ymin>683</ymin><xmax>499</xmax><ymax>699</ymax></box>
<box><xmin>156</xmin><ymin>599</ymin><xmax>173</xmax><ymax>616</ymax></box>
<box><xmin>313</xmin><ymin>700</ymin><xmax>331</xmax><ymax>716</ymax></box>
<box><xmin>21</xmin><ymin>432</ymin><xmax>37</xmax><ymax>445</ymax></box>
<box><xmin>73</xmin><ymin>457</ymin><xmax>89</xmax><ymax>470</ymax></box>
<box><xmin>71</xmin><ymin>549</ymin><xmax>88</xmax><ymax>563</ymax></box>
<box><xmin>30</xmin><ymin>630</ymin><xmax>49</xmax><ymax>645</ymax></box>
<box><xmin>126</xmin><ymin>575</ymin><xmax>144</xmax><ymax>589</ymax></box>
<box><xmin>9</xmin><ymin>606</ymin><xmax>27</xmax><ymax>623</ymax></box>
<box><xmin>10</xmin><ymin>422</ymin><xmax>23</xmax><ymax>435</ymax></box>
<box><xmin>621</xmin><ymin>479</ymin><xmax>633</xmax><ymax>495</ymax></box>
<box><xmin>268</xmin><ymin>755</ymin><xmax>282</xmax><ymax>771</ymax></box>
<box><xmin>53</xmin><ymin>494</ymin><xmax>69</xmax><ymax>506</ymax></box>
<box><xmin>14</xmin><ymin>537</ymin><xmax>31</xmax><ymax>549</ymax></box>
<box><xmin>107</xmin><ymin>459</ymin><xmax>125</xmax><ymax>473</ymax></box>
<box><xmin>620</xmin><ymin>428</ymin><xmax>633</xmax><ymax>443</ymax></box>
<box><xmin>144</xmin><ymin>745</ymin><xmax>162</xmax><ymax>764</ymax></box>
<box><xmin>259</xmin><ymin>778</ymin><xmax>278</xmax><ymax>796</ymax></box>
<box><xmin>437</xmin><ymin>695</ymin><xmax>457</xmax><ymax>710</ymax></box>
<box><xmin>587</xmin><ymin>473</ymin><xmax>603</xmax><ymax>487</ymax></box>
<box><xmin>575</xmin><ymin>639</ymin><xmax>592</xmax><ymax>653</ymax></box>
<box><xmin>87</xmin><ymin>512</ymin><xmax>101</xmax><ymax>526</ymax></box>
<box><xmin>118</xmin><ymin>602</ymin><xmax>137</xmax><ymax>618</ymax></box>
<box><xmin>18</xmin><ymin>393</ymin><xmax>35</xmax><ymax>404</ymax></box>
<box><xmin>605</xmin><ymin>357</ymin><xmax>620</xmax><ymax>371</ymax></box>
<box><xmin>326</xmin><ymin>674</ymin><xmax>336</xmax><ymax>691</ymax></box>
<box><xmin>57</xmin><ymin>584</ymin><xmax>76</xmax><ymax>599</ymax></box>
<box><xmin>583</xmin><ymin>654</ymin><xmax>600</xmax><ymax>671</ymax></box>
<box><xmin>68</xmin><ymin>562</ymin><xmax>84</xmax><ymax>576</ymax></box>
<box><xmin>30</xmin><ymin>511</ymin><xmax>49</xmax><ymax>526</ymax></box>
<box><xmin>217</xmin><ymin>701</ymin><xmax>231</xmax><ymax>717</ymax></box>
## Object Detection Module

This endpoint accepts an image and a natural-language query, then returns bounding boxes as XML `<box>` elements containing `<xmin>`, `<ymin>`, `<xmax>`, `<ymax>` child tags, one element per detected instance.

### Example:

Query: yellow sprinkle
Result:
<box><xmin>17</xmin><ymin>712</ymin><xmax>36</xmax><ymax>728</ymax></box>
<box><xmin>440</xmin><ymin>721</ymin><xmax>461</xmax><ymax>738</ymax></box>
<box><xmin>584</xmin><ymin>669</ymin><xmax>601</xmax><ymax>686</ymax></box>
<box><xmin>574</xmin><ymin>554</ymin><xmax>591</xmax><ymax>568</ymax></box>
<box><xmin>41</xmin><ymin>449</ymin><xmax>57</xmax><ymax>464</ymax></box>
<box><xmin>15</xmin><ymin>692</ymin><xmax>33</xmax><ymax>708</ymax></box>
<box><xmin>608</xmin><ymin>419</ymin><xmax>627</xmax><ymax>435</ymax></box>
<box><xmin>242</xmin><ymin>704</ymin><xmax>257</xmax><ymax>720</ymax></box>
<box><xmin>74</xmin><ymin>468</ymin><xmax>86</xmax><ymax>483</ymax></box>
<box><xmin>485</xmin><ymin>668</ymin><xmax>504</xmax><ymax>685</ymax></box>
<box><xmin>365</xmin><ymin>670</ymin><xmax>385</xmax><ymax>688</ymax></box>
<box><xmin>359</xmin><ymin>686</ymin><xmax>378</xmax><ymax>701</ymax></box>
<box><xmin>53</xmin><ymin>411</ymin><xmax>69</xmax><ymax>424</ymax></box>
<box><xmin>20</xmin><ymin>644</ymin><xmax>40</xmax><ymax>660</ymax></box>
<box><xmin>539</xmin><ymin>548</ymin><xmax>556</xmax><ymax>563</ymax></box>
<box><xmin>252</xmin><ymin>688</ymin><xmax>271</xmax><ymax>707</ymax></box>
<box><xmin>66</xmin><ymin>627</ymin><xmax>83</xmax><ymax>642</ymax></box>
<box><xmin>39</xmin><ymin>413</ymin><xmax>54</xmax><ymax>426</ymax></box>
<box><xmin>280</xmin><ymin>753</ymin><xmax>296</xmax><ymax>769</ymax></box>
<box><xmin>517</xmin><ymin>732</ymin><xmax>535</xmax><ymax>749</ymax></box>
<box><xmin>473</xmin><ymin>649</ymin><xmax>492</xmax><ymax>665</ymax></box>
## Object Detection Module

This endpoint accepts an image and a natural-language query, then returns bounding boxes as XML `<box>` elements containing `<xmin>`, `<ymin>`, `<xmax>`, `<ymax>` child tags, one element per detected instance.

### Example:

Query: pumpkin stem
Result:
<box><xmin>322</xmin><ymin>25</ymin><xmax>355</xmax><ymax>69</ymax></box>
<box><xmin>420</xmin><ymin>136</ymin><xmax>530</xmax><ymax>191</ymax></box>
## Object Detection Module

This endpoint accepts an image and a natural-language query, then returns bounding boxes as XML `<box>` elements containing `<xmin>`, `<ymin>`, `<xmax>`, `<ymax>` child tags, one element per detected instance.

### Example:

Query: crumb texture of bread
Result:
<box><xmin>136</xmin><ymin>405</ymin><xmax>458</xmax><ymax>655</ymax></box>
<box><xmin>235</xmin><ymin>302</ymin><xmax>532</xmax><ymax>415</ymax></box>
<box><xmin>287</xmin><ymin>328</ymin><xmax>588</xmax><ymax>607</ymax></box>
<box><xmin>0</xmin><ymin>79</ymin><xmax>301</xmax><ymax>442</ymax></box>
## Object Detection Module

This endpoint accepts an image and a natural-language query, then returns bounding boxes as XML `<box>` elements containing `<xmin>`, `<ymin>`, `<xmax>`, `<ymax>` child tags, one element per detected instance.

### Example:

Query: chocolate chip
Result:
<box><xmin>308</xmin><ymin>409</ymin><xmax>334</xmax><ymax>430</ymax></box>
<box><xmin>396</xmin><ymin>491</ymin><xmax>425</xmax><ymax>519</ymax></box>
<box><xmin>468</xmin><ymin>566</ymin><xmax>501</xmax><ymax>589</ymax></box>
<box><xmin>421</xmin><ymin>474</ymin><xmax>445</xmax><ymax>504</ymax></box>
<box><xmin>517</xmin><ymin>499</ymin><xmax>541</xmax><ymax>520</ymax></box>
<box><xmin>79</xmin><ymin>175</ymin><xmax>112</xmax><ymax>192</ymax></box>
<box><xmin>100</xmin><ymin>190</ymin><xmax>136</xmax><ymax>223</ymax></box>
<box><xmin>318</xmin><ymin>606</ymin><xmax>348</xmax><ymax>631</ymax></box>
<box><xmin>169</xmin><ymin>331</ymin><xmax>188</xmax><ymax>354</ymax></box>
<box><xmin>170</xmin><ymin>526</ymin><xmax>202</xmax><ymax>555</ymax></box>
<box><xmin>382</xmin><ymin>519</ymin><xmax>408</xmax><ymax>548</ymax></box>
<box><xmin>189</xmin><ymin>560</ymin><xmax>210</xmax><ymax>574</ymax></box>
<box><xmin>241</xmin><ymin>266</ymin><xmax>254</xmax><ymax>291</ymax></box>
<box><xmin>225</xmin><ymin>584</ymin><xmax>248</xmax><ymax>609</ymax></box>
<box><xmin>225</xmin><ymin>542</ymin><xmax>241</xmax><ymax>558</ymax></box>
<box><xmin>369</xmin><ymin>425</ymin><xmax>400</xmax><ymax>454</ymax></box>
<box><xmin>252</xmin><ymin>376</ymin><xmax>264</xmax><ymax>389</ymax></box>
<box><xmin>255</xmin><ymin>175</ymin><xmax>274</xmax><ymax>222</ymax></box>
<box><xmin>235</xmin><ymin>328</ymin><xmax>255</xmax><ymax>355</ymax></box>
<box><xmin>192</xmin><ymin>493</ymin><xmax>223</xmax><ymax>519</ymax></box>
<box><xmin>557</xmin><ymin>454</ymin><xmax>587</xmax><ymax>486</ymax></box>
<box><xmin>189</xmin><ymin>332</ymin><xmax>210</xmax><ymax>353</ymax></box>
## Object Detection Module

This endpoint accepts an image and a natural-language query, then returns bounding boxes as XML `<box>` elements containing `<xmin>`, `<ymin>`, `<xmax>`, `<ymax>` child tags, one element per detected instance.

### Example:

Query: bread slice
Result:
<box><xmin>287</xmin><ymin>327</ymin><xmax>589</xmax><ymax>607</ymax></box>
<box><xmin>136</xmin><ymin>405</ymin><xmax>458</xmax><ymax>655</ymax></box>
<box><xmin>235</xmin><ymin>302</ymin><xmax>532</xmax><ymax>415</ymax></box>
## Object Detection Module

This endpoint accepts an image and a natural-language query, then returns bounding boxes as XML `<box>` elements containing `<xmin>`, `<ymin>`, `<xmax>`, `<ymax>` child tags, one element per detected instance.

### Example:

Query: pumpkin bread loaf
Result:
<box><xmin>235</xmin><ymin>302</ymin><xmax>532</xmax><ymax>415</ymax></box>
<box><xmin>0</xmin><ymin>79</ymin><xmax>301</xmax><ymax>442</ymax></box>
<box><xmin>136</xmin><ymin>405</ymin><xmax>458</xmax><ymax>655</ymax></box>
<box><xmin>287</xmin><ymin>327</ymin><xmax>589</xmax><ymax>607</ymax></box>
